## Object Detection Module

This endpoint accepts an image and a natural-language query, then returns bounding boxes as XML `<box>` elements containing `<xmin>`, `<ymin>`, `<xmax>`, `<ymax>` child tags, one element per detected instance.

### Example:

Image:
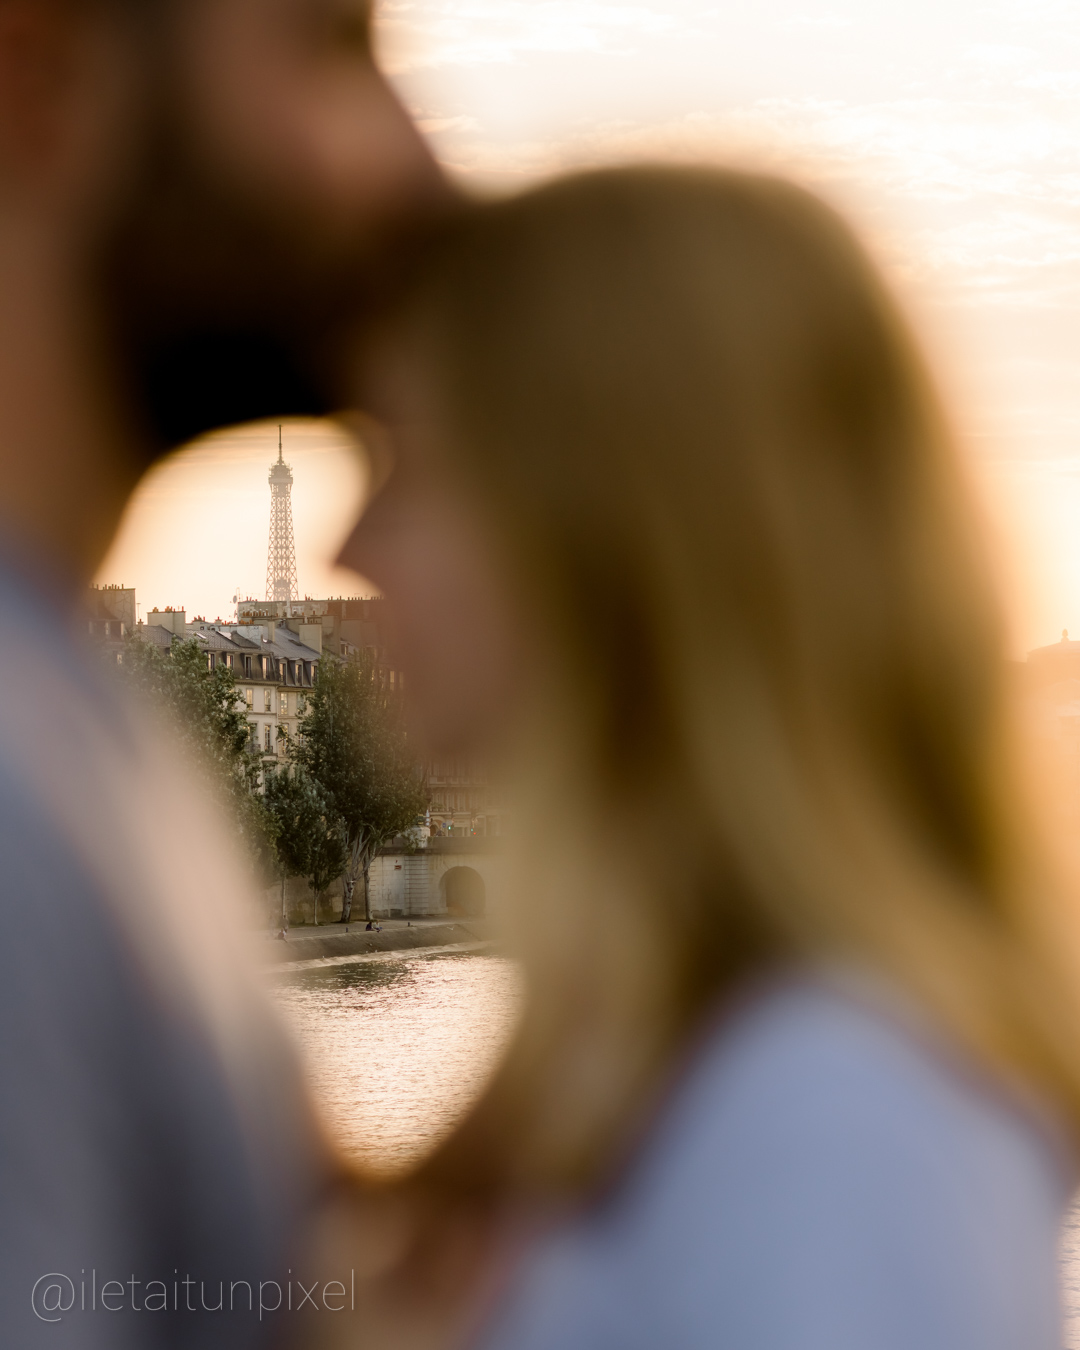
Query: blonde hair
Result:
<box><xmin>390</xmin><ymin>165</ymin><xmax>1080</xmax><ymax>1198</ymax></box>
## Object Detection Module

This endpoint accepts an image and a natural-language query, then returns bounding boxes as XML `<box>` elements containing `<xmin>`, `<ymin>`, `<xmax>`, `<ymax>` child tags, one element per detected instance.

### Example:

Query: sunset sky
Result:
<box><xmin>98</xmin><ymin>0</ymin><xmax>1080</xmax><ymax>652</ymax></box>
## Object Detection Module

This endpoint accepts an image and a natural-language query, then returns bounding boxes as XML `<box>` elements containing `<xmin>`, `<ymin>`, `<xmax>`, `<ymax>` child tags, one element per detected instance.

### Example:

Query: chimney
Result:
<box><xmin>147</xmin><ymin>609</ymin><xmax>186</xmax><ymax>636</ymax></box>
<box><xmin>298</xmin><ymin>624</ymin><xmax>323</xmax><ymax>655</ymax></box>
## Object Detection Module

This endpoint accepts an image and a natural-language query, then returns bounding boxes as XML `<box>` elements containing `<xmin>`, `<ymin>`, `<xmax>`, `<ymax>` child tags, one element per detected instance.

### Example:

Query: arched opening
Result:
<box><xmin>442</xmin><ymin>866</ymin><xmax>486</xmax><ymax>918</ymax></box>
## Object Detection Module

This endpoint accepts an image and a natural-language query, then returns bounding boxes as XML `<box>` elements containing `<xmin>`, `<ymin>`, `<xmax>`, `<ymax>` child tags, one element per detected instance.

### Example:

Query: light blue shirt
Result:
<box><xmin>0</xmin><ymin>567</ymin><xmax>327</xmax><ymax>1348</ymax></box>
<box><xmin>480</xmin><ymin>980</ymin><xmax>1071</xmax><ymax>1350</ymax></box>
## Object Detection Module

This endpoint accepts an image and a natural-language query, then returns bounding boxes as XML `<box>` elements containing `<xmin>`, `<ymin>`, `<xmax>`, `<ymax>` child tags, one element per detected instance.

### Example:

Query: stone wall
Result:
<box><xmin>367</xmin><ymin>839</ymin><xmax>507</xmax><ymax>919</ymax></box>
<box><xmin>264</xmin><ymin>839</ymin><xmax>508</xmax><ymax>925</ymax></box>
<box><xmin>266</xmin><ymin>874</ymin><xmax>345</xmax><ymax>926</ymax></box>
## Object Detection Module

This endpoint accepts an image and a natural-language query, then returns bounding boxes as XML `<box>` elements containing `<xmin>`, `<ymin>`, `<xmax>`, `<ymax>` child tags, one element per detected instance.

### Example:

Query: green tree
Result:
<box><xmin>263</xmin><ymin>765</ymin><xmax>348</xmax><ymax>925</ymax></box>
<box><xmin>291</xmin><ymin>654</ymin><xmax>428</xmax><ymax>922</ymax></box>
<box><xmin>118</xmin><ymin>634</ymin><xmax>271</xmax><ymax>862</ymax></box>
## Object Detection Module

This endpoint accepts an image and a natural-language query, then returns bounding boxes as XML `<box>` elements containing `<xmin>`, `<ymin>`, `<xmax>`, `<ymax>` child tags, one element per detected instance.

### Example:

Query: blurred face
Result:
<box><xmin>98</xmin><ymin>0</ymin><xmax>447</xmax><ymax>454</ymax></box>
<box><xmin>171</xmin><ymin>0</ymin><xmax>436</xmax><ymax>250</ymax></box>
<box><xmin>339</xmin><ymin>378</ymin><xmax>523</xmax><ymax>755</ymax></box>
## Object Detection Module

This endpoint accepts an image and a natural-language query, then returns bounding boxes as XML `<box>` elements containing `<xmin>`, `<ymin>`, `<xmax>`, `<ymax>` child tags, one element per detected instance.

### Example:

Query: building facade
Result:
<box><xmin>143</xmin><ymin>608</ymin><xmax>320</xmax><ymax>763</ymax></box>
<box><xmin>86</xmin><ymin>584</ymin><xmax>135</xmax><ymax>643</ymax></box>
<box><xmin>425</xmin><ymin>757</ymin><xmax>510</xmax><ymax>839</ymax></box>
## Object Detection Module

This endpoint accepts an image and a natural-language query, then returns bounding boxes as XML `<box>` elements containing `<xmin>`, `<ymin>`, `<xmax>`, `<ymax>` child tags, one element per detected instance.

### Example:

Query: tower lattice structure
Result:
<box><xmin>265</xmin><ymin>427</ymin><xmax>299</xmax><ymax>610</ymax></box>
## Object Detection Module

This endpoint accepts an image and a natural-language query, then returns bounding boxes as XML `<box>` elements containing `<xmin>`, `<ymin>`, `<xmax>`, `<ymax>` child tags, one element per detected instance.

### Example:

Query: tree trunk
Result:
<box><xmin>340</xmin><ymin>832</ymin><xmax>366</xmax><ymax>925</ymax></box>
<box><xmin>363</xmin><ymin>856</ymin><xmax>372</xmax><ymax>922</ymax></box>
<box><xmin>280</xmin><ymin>874</ymin><xmax>287</xmax><ymax>931</ymax></box>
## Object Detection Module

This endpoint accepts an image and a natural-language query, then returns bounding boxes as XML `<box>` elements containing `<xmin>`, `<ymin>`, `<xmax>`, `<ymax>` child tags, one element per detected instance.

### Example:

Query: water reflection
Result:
<box><xmin>271</xmin><ymin>952</ymin><xmax>520</xmax><ymax>1177</ymax></box>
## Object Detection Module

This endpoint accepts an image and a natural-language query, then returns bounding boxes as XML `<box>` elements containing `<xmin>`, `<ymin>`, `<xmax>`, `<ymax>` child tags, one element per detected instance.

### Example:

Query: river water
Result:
<box><xmin>271</xmin><ymin>949</ymin><xmax>522</xmax><ymax>1177</ymax></box>
<box><xmin>271</xmin><ymin>948</ymin><xmax>1080</xmax><ymax>1345</ymax></box>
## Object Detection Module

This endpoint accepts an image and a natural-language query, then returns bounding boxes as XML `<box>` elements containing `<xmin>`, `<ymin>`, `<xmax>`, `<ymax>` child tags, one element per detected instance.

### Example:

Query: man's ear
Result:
<box><xmin>0</xmin><ymin>0</ymin><xmax>76</xmax><ymax>180</ymax></box>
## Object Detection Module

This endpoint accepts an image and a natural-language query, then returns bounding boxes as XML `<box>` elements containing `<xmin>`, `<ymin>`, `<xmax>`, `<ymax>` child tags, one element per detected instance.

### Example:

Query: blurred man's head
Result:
<box><xmin>0</xmin><ymin>0</ymin><xmax>443</xmax><ymax>459</ymax></box>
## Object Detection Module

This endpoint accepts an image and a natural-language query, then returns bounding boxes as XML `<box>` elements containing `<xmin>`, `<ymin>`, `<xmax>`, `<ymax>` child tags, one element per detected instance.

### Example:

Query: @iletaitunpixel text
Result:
<box><xmin>32</xmin><ymin>1270</ymin><xmax>357</xmax><ymax>1322</ymax></box>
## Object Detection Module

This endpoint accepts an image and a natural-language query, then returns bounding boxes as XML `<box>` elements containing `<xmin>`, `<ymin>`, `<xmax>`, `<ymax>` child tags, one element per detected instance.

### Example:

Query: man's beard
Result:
<box><xmin>95</xmin><ymin>102</ymin><xmax>432</xmax><ymax>463</ymax></box>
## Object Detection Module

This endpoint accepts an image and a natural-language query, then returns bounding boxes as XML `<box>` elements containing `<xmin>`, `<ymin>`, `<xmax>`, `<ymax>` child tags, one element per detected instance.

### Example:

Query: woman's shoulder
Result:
<box><xmin>480</xmin><ymin>976</ymin><xmax>1072</xmax><ymax>1350</ymax></box>
<box><xmin>671</xmin><ymin>973</ymin><xmax>1053</xmax><ymax>1129</ymax></box>
<box><xmin>627</xmin><ymin>973</ymin><xmax>1071</xmax><ymax>1223</ymax></box>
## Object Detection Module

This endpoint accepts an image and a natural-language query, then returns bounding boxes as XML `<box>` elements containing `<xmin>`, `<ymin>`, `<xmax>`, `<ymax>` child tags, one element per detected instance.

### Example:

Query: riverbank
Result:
<box><xmin>261</xmin><ymin>916</ymin><xmax>495</xmax><ymax>965</ymax></box>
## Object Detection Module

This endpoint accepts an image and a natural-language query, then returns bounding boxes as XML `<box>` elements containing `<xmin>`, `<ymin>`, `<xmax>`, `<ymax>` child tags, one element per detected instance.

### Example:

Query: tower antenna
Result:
<box><xmin>266</xmin><ymin>427</ymin><xmax>298</xmax><ymax>617</ymax></box>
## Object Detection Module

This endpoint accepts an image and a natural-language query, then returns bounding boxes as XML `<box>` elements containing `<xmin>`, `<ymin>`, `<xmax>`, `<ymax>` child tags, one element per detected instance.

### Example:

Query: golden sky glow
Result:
<box><xmin>99</xmin><ymin>1</ymin><xmax>1080</xmax><ymax>652</ymax></box>
<box><xmin>99</xmin><ymin>419</ymin><xmax>368</xmax><ymax>622</ymax></box>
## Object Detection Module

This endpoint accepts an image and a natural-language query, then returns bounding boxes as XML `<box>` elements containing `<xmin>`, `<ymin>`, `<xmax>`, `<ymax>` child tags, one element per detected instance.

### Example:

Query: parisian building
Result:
<box><xmin>145</xmin><ymin>608</ymin><xmax>320</xmax><ymax>761</ymax></box>
<box><xmin>92</xmin><ymin>586</ymin><xmax>510</xmax><ymax>837</ymax></box>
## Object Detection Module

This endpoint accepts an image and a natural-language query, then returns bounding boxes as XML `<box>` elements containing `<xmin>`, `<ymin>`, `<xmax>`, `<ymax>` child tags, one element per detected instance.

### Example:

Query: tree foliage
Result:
<box><xmin>290</xmin><ymin>654</ymin><xmax>427</xmax><ymax>921</ymax></box>
<box><xmin>262</xmin><ymin>765</ymin><xmax>348</xmax><ymax>924</ymax></box>
<box><xmin>114</xmin><ymin>635</ymin><xmax>425</xmax><ymax>925</ymax></box>
<box><xmin>118</xmin><ymin>635</ymin><xmax>270</xmax><ymax>862</ymax></box>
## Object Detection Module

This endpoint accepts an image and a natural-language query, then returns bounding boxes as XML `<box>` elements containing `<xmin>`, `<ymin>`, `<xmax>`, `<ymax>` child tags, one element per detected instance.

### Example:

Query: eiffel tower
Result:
<box><xmin>265</xmin><ymin>425</ymin><xmax>299</xmax><ymax>613</ymax></box>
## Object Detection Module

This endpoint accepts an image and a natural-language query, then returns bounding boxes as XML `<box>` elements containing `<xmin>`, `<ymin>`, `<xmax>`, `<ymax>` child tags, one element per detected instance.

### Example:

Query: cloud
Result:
<box><xmin>379</xmin><ymin>2</ymin><xmax>677</xmax><ymax>71</ymax></box>
<box><xmin>777</xmin><ymin>12</ymin><xmax>852</xmax><ymax>30</ymax></box>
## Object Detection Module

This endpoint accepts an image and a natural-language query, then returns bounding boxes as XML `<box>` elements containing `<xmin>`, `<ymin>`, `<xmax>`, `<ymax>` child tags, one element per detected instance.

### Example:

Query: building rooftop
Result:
<box><xmin>139</xmin><ymin>624</ymin><xmax>175</xmax><ymax>652</ymax></box>
<box><xmin>215</xmin><ymin>623</ymin><xmax>320</xmax><ymax>663</ymax></box>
